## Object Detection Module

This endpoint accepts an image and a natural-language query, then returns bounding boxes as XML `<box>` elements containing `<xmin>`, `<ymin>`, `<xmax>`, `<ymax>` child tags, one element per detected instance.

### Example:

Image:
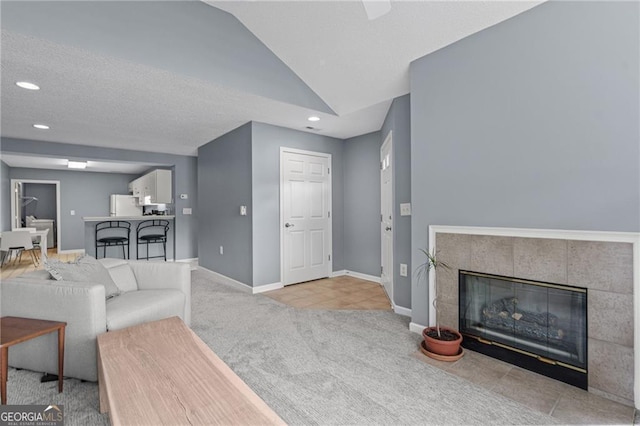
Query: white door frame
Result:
<box><xmin>380</xmin><ymin>131</ymin><xmax>394</xmax><ymax>304</ymax></box>
<box><xmin>10</xmin><ymin>179</ymin><xmax>62</xmax><ymax>254</ymax></box>
<box><xmin>280</xmin><ymin>147</ymin><xmax>333</xmax><ymax>285</ymax></box>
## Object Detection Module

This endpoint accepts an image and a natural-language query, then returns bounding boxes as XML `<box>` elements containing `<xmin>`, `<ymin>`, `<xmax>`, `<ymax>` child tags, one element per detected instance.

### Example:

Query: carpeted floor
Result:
<box><xmin>6</xmin><ymin>269</ymin><xmax>559</xmax><ymax>425</ymax></box>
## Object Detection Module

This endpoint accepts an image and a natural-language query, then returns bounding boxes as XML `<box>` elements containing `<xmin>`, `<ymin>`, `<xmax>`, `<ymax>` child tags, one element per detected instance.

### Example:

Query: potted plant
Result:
<box><xmin>416</xmin><ymin>248</ymin><xmax>463</xmax><ymax>360</ymax></box>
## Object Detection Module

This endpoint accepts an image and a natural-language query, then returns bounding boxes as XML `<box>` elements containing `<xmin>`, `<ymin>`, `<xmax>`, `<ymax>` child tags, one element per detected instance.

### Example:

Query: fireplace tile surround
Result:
<box><xmin>426</xmin><ymin>226</ymin><xmax>638</xmax><ymax>408</ymax></box>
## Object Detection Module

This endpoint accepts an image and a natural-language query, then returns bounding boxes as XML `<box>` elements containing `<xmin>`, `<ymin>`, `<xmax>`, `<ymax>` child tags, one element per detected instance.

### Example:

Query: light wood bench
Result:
<box><xmin>97</xmin><ymin>316</ymin><xmax>285</xmax><ymax>425</ymax></box>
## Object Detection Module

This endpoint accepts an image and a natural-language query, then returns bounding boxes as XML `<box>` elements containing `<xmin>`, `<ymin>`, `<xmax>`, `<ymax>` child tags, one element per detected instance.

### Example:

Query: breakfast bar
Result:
<box><xmin>83</xmin><ymin>216</ymin><xmax>175</xmax><ymax>261</ymax></box>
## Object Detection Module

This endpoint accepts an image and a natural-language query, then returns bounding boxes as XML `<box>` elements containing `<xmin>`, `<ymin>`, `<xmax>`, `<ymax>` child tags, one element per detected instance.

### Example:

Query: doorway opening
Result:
<box><xmin>10</xmin><ymin>179</ymin><xmax>61</xmax><ymax>254</ymax></box>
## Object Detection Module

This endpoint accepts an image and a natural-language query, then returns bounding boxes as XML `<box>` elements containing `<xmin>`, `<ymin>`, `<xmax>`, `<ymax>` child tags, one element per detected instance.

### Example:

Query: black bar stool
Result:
<box><xmin>136</xmin><ymin>220</ymin><xmax>170</xmax><ymax>261</ymax></box>
<box><xmin>95</xmin><ymin>221</ymin><xmax>131</xmax><ymax>259</ymax></box>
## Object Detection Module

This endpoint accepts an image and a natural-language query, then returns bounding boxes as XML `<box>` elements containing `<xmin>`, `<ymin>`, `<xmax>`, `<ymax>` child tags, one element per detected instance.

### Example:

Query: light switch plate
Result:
<box><xmin>240</xmin><ymin>205</ymin><xmax>247</xmax><ymax>216</ymax></box>
<box><xmin>182</xmin><ymin>208</ymin><xmax>192</xmax><ymax>215</ymax></box>
<box><xmin>70</xmin><ymin>210</ymin><xmax>76</xmax><ymax>216</ymax></box>
<box><xmin>400</xmin><ymin>203</ymin><xmax>411</xmax><ymax>216</ymax></box>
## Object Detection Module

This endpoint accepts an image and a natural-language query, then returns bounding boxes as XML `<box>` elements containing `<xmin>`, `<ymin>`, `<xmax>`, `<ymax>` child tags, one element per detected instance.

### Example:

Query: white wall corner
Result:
<box><xmin>197</xmin><ymin>267</ymin><xmax>252</xmax><ymax>293</ymax></box>
<box><xmin>330</xmin><ymin>270</ymin><xmax>347</xmax><ymax>278</ymax></box>
<box><xmin>345</xmin><ymin>270</ymin><xmax>381</xmax><ymax>283</ymax></box>
<box><xmin>252</xmin><ymin>282</ymin><xmax>284</xmax><ymax>294</ymax></box>
<box><xmin>393</xmin><ymin>305</ymin><xmax>411</xmax><ymax>317</ymax></box>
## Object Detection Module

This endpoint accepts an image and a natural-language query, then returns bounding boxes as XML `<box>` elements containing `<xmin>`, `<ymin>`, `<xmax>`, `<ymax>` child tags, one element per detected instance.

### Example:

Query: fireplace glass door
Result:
<box><xmin>459</xmin><ymin>271</ymin><xmax>587</xmax><ymax>371</ymax></box>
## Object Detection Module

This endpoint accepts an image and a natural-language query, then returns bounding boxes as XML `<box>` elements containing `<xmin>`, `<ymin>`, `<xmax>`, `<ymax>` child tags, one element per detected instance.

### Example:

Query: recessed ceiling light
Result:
<box><xmin>308</xmin><ymin>116</ymin><xmax>320</xmax><ymax>122</ymax></box>
<box><xmin>67</xmin><ymin>160</ymin><xmax>87</xmax><ymax>169</ymax></box>
<box><xmin>33</xmin><ymin>124</ymin><xmax>50</xmax><ymax>130</ymax></box>
<box><xmin>16</xmin><ymin>81</ymin><xmax>40</xmax><ymax>90</ymax></box>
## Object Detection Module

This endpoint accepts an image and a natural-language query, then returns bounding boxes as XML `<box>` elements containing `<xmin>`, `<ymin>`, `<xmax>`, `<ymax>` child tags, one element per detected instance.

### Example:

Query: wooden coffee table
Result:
<box><xmin>97</xmin><ymin>317</ymin><xmax>285</xmax><ymax>425</ymax></box>
<box><xmin>0</xmin><ymin>316</ymin><xmax>66</xmax><ymax>405</ymax></box>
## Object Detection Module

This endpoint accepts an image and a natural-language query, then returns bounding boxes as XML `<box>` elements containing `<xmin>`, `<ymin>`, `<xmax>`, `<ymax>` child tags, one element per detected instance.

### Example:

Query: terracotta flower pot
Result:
<box><xmin>422</xmin><ymin>326</ymin><xmax>462</xmax><ymax>356</ymax></box>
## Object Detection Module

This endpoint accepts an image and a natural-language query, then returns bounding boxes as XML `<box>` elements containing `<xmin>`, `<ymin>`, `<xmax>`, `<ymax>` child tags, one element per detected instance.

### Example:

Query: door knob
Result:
<box><xmin>385</xmin><ymin>227</ymin><xmax>392</xmax><ymax>231</ymax></box>
<box><xmin>285</xmin><ymin>223</ymin><xmax>295</xmax><ymax>228</ymax></box>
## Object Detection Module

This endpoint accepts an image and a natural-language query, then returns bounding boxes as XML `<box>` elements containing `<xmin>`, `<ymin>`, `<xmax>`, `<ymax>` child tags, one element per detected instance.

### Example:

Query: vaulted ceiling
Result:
<box><xmin>1</xmin><ymin>1</ymin><xmax>543</xmax><ymax>156</ymax></box>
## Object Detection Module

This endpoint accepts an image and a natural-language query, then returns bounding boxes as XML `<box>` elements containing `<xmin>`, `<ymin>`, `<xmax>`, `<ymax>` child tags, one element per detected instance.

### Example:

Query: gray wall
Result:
<box><xmin>381</xmin><ymin>94</ymin><xmax>412</xmax><ymax>309</ymax></box>
<box><xmin>198</xmin><ymin>123</ymin><xmax>253</xmax><ymax>285</ymax></box>
<box><xmin>343</xmin><ymin>131</ymin><xmax>382</xmax><ymax>277</ymax></box>
<box><xmin>0</xmin><ymin>161</ymin><xmax>10</xmax><ymax>231</ymax></box>
<box><xmin>9</xmin><ymin>168</ymin><xmax>137</xmax><ymax>250</ymax></box>
<box><xmin>251</xmin><ymin>122</ymin><xmax>345</xmax><ymax>286</ymax></box>
<box><xmin>409</xmin><ymin>1</ymin><xmax>640</xmax><ymax>326</ymax></box>
<box><xmin>1</xmin><ymin>138</ymin><xmax>198</xmax><ymax>259</ymax></box>
<box><xmin>22</xmin><ymin>183</ymin><xmax>57</xmax><ymax>222</ymax></box>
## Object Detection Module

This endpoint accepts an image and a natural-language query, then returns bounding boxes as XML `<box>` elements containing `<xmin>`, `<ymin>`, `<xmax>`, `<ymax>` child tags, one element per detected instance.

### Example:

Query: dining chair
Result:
<box><xmin>0</xmin><ymin>231</ymin><xmax>39</xmax><ymax>267</ymax></box>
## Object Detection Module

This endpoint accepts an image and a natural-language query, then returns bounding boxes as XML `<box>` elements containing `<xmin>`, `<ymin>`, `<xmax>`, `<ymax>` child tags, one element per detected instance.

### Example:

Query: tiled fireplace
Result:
<box><xmin>427</xmin><ymin>226</ymin><xmax>638</xmax><ymax>407</ymax></box>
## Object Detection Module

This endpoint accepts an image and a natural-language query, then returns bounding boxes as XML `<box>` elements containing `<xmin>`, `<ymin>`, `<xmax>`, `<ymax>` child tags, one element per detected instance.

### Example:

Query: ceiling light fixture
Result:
<box><xmin>67</xmin><ymin>160</ymin><xmax>87</xmax><ymax>169</ymax></box>
<box><xmin>33</xmin><ymin>124</ymin><xmax>50</xmax><ymax>130</ymax></box>
<box><xmin>308</xmin><ymin>116</ymin><xmax>320</xmax><ymax>122</ymax></box>
<box><xmin>16</xmin><ymin>81</ymin><xmax>40</xmax><ymax>90</ymax></box>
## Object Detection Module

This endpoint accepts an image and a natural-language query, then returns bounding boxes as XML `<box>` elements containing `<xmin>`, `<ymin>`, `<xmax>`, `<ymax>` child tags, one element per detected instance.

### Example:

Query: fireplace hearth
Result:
<box><xmin>459</xmin><ymin>270</ymin><xmax>587</xmax><ymax>389</ymax></box>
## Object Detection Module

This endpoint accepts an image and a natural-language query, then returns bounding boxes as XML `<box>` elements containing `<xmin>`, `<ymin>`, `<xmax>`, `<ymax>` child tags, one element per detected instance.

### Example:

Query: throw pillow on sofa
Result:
<box><xmin>44</xmin><ymin>255</ymin><xmax>121</xmax><ymax>299</ymax></box>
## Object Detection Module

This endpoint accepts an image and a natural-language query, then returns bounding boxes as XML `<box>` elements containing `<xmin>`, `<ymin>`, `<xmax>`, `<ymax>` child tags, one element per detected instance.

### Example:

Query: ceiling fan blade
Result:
<box><xmin>362</xmin><ymin>0</ymin><xmax>391</xmax><ymax>20</ymax></box>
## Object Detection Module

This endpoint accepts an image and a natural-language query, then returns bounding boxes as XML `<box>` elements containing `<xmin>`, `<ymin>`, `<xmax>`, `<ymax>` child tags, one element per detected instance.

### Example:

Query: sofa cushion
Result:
<box><xmin>44</xmin><ymin>255</ymin><xmax>121</xmax><ymax>299</ymax></box>
<box><xmin>105</xmin><ymin>263</ymin><xmax>138</xmax><ymax>293</ymax></box>
<box><xmin>105</xmin><ymin>289</ymin><xmax>185</xmax><ymax>331</ymax></box>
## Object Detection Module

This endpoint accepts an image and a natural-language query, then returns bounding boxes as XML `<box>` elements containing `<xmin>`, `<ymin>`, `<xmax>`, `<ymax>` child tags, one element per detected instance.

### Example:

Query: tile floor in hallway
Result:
<box><xmin>414</xmin><ymin>347</ymin><xmax>637</xmax><ymax>425</ymax></box>
<box><xmin>264</xmin><ymin>275</ymin><xmax>391</xmax><ymax>310</ymax></box>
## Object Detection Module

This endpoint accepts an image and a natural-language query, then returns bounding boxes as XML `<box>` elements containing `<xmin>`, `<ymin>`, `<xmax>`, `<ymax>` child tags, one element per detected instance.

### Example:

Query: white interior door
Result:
<box><xmin>281</xmin><ymin>150</ymin><xmax>332</xmax><ymax>285</ymax></box>
<box><xmin>381</xmin><ymin>134</ymin><xmax>393</xmax><ymax>302</ymax></box>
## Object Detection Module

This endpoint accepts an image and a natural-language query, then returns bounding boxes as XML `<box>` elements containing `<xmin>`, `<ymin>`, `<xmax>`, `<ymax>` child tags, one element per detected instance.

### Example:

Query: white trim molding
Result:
<box><xmin>330</xmin><ymin>270</ymin><xmax>347</xmax><ymax>278</ymax></box>
<box><xmin>175</xmin><ymin>257</ymin><xmax>198</xmax><ymax>263</ymax></box>
<box><xmin>252</xmin><ymin>282</ymin><xmax>284</xmax><ymax>294</ymax></box>
<box><xmin>393</xmin><ymin>305</ymin><xmax>411</xmax><ymax>317</ymax></box>
<box><xmin>428</xmin><ymin>224</ymin><xmax>640</xmax><ymax>409</ymax></box>
<box><xmin>58</xmin><ymin>249</ymin><xmax>85</xmax><ymax>255</ymax></box>
<box><xmin>344</xmin><ymin>270</ymin><xmax>381</xmax><ymax>283</ymax></box>
<box><xmin>197</xmin><ymin>267</ymin><xmax>252</xmax><ymax>293</ymax></box>
<box><xmin>409</xmin><ymin>322</ymin><xmax>427</xmax><ymax>335</ymax></box>
<box><xmin>197</xmin><ymin>267</ymin><xmax>283</xmax><ymax>294</ymax></box>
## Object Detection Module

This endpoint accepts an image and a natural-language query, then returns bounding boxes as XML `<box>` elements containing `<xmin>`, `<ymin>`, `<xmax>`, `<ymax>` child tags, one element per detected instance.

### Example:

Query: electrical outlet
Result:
<box><xmin>400</xmin><ymin>203</ymin><xmax>411</xmax><ymax>216</ymax></box>
<box><xmin>240</xmin><ymin>205</ymin><xmax>247</xmax><ymax>216</ymax></box>
<box><xmin>219</xmin><ymin>246</ymin><xmax>224</xmax><ymax>255</ymax></box>
<box><xmin>400</xmin><ymin>263</ymin><xmax>408</xmax><ymax>277</ymax></box>
<box><xmin>70</xmin><ymin>210</ymin><xmax>76</xmax><ymax>216</ymax></box>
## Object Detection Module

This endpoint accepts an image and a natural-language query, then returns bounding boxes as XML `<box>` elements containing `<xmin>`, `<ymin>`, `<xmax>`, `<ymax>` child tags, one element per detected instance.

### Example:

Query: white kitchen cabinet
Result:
<box><xmin>130</xmin><ymin>169</ymin><xmax>172</xmax><ymax>204</ymax></box>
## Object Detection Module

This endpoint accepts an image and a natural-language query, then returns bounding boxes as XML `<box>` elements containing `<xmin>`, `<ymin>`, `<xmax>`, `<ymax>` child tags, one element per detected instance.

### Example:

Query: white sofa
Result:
<box><xmin>0</xmin><ymin>258</ymin><xmax>191</xmax><ymax>381</ymax></box>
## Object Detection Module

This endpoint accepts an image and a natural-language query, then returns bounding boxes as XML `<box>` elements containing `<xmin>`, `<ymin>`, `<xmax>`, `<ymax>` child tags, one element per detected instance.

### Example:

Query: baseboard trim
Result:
<box><xmin>252</xmin><ymin>282</ymin><xmax>283</xmax><ymax>294</ymax></box>
<box><xmin>344</xmin><ymin>270</ymin><xmax>381</xmax><ymax>283</ymax></box>
<box><xmin>409</xmin><ymin>322</ymin><xmax>427</xmax><ymax>335</ymax></box>
<box><xmin>176</xmin><ymin>257</ymin><xmax>198</xmax><ymax>263</ymax></box>
<box><xmin>330</xmin><ymin>269</ymin><xmax>347</xmax><ymax>278</ymax></box>
<box><xmin>58</xmin><ymin>249</ymin><xmax>85</xmax><ymax>255</ymax></box>
<box><xmin>393</xmin><ymin>305</ymin><xmax>411</xmax><ymax>317</ymax></box>
<box><xmin>196</xmin><ymin>267</ymin><xmax>252</xmax><ymax>293</ymax></box>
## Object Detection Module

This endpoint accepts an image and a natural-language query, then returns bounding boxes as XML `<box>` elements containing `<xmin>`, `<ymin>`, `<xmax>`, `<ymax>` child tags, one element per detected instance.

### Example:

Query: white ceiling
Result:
<box><xmin>1</xmin><ymin>0</ymin><xmax>543</xmax><ymax>157</ymax></box>
<box><xmin>1</xmin><ymin>153</ymin><xmax>162</xmax><ymax>174</ymax></box>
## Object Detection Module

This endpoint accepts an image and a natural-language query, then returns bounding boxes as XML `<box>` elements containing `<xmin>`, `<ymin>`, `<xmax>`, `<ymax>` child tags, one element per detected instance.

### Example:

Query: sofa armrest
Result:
<box><xmin>0</xmin><ymin>279</ymin><xmax>107</xmax><ymax>381</ymax></box>
<box><xmin>128</xmin><ymin>261</ymin><xmax>191</xmax><ymax>325</ymax></box>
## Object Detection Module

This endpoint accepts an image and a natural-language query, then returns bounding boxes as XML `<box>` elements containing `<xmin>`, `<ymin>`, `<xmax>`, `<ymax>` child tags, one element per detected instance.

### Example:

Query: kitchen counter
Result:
<box><xmin>83</xmin><ymin>215</ymin><xmax>175</xmax><ymax>221</ymax></box>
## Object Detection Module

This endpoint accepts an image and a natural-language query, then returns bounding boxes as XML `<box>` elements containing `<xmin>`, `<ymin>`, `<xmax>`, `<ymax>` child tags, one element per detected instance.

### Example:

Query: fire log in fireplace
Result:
<box><xmin>459</xmin><ymin>271</ymin><xmax>587</xmax><ymax>389</ymax></box>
